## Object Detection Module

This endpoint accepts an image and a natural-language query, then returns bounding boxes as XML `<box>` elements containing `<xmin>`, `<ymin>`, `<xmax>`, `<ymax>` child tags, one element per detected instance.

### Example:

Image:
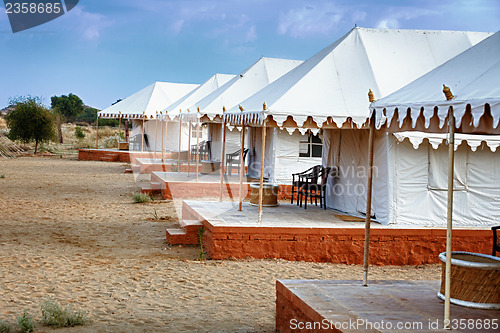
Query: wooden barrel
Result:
<box><xmin>249</xmin><ymin>183</ymin><xmax>279</xmax><ymax>207</ymax></box>
<box><xmin>201</xmin><ymin>160</ymin><xmax>220</xmax><ymax>174</ymax></box>
<box><xmin>438</xmin><ymin>251</ymin><xmax>500</xmax><ymax>309</ymax></box>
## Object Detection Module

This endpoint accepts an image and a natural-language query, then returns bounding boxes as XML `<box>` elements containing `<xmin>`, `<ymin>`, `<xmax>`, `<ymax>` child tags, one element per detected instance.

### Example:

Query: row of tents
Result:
<box><xmin>98</xmin><ymin>27</ymin><xmax>499</xmax><ymax>228</ymax></box>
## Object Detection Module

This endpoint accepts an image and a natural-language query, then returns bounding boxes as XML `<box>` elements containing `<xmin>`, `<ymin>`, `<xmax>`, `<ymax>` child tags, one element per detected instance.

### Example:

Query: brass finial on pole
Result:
<box><xmin>368</xmin><ymin>89</ymin><xmax>376</xmax><ymax>102</ymax></box>
<box><xmin>223</xmin><ymin>106</ymin><xmax>226</xmax><ymax>113</ymax></box>
<box><xmin>443</xmin><ymin>84</ymin><xmax>454</xmax><ymax>100</ymax></box>
<box><xmin>239</xmin><ymin>105</ymin><xmax>244</xmax><ymax>112</ymax></box>
<box><xmin>263</xmin><ymin>102</ymin><xmax>267</xmax><ymax>110</ymax></box>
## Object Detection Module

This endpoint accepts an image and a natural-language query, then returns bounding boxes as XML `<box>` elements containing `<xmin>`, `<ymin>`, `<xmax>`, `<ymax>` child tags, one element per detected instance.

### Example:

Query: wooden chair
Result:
<box><xmin>493</xmin><ymin>226</ymin><xmax>500</xmax><ymax>256</ymax></box>
<box><xmin>225</xmin><ymin>148</ymin><xmax>248</xmax><ymax>176</ymax></box>
<box><xmin>291</xmin><ymin>165</ymin><xmax>322</xmax><ymax>205</ymax></box>
<box><xmin>299</xmin><ymin>167</ymin><xmax>330</xmax><ymax>209</ymax></box>
<box><xmin>190</xmin><ymin>140</ymin><xmax>211</xmax><ymax>161</ymax></box>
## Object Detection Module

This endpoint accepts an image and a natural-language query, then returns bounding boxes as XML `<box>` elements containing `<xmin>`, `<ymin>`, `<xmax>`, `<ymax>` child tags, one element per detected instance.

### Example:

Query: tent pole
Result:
<box><xmin>164</xmin><ymin>117</ymin><xmax>168</xmax><ymax>162</ymax></box>
<box><xmin>178</xmin><ymin>117</ymin><xmax>182</xmax><ymax>171</ymax></box>
<box><xmin>219</xmin><ymin>120</ymin><xmax>227</xmax><ymax>201</ymax></box>
<box><xmin>188</xmin><ymin>121</ymin><xmax>192</xmax><ymax>176</ymax></box>
<box><xmin>444</xmin><ymin>106</ymin><xmax>455</xmax><ymax>329</ymax></box>
<box><xmin>258</xmin><ymin>124</ymin><xmax>267</xmax><ymax>223</ymax></box>
<box><xmin>238</xmin><ymin>124</ymin><xmax>246</xmax><ymax>211</ymax></box>
<box><xmin>196</xmin><ymin>117</ymin><xmax>200</xmax><ymax>182</ymax></box>
<box><xmin>95</xmin><ymin>115</ymin><xmax>99</xmax><ymax>149</ymax></box>
<box><xmin>154</xmin><ymin>113</ymin><xmax>158</xmax><ymax>159</ymax></box>
<box><xmin>118</xmin><ymin>116</ymin><xmax>121</xmax><ymax>148</ymax></box>
<box><xmin>362</xmin><ymin>113</ymin><xmax>376</xmax><ymax>286</ymax></box>
<box><xmin>141</xmin><ymin>114</ymin><xmax>145</xmax><ymax>152</ymax></box>
<box><xmin>161</xmin><ymin>114</ymin><xmax>164</xmax><ymax>161</ymax></box>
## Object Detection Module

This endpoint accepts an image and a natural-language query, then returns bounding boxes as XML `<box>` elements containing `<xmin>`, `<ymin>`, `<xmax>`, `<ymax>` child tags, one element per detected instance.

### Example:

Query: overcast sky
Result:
<box><xmin>1</xmin><ymin>0</ymin><xmax>499</xmax><ymax>109</ymax></box>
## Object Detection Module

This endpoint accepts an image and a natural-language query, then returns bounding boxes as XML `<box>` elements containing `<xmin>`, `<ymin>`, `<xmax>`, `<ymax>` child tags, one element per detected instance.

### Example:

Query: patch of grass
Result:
<box><xmin>152</xmin><ymin>208</ymin><xmax>159</xmax><ymax>220</ymax></box>
<box><xmin>74</xmin><ymin>126</ymin><xmax>85</xmax><ymax>139</ymax></box>
<box><xmin>133</xmin><ymin>192</ymin><xmax>152</xmax><ymax>203</ymax></box>
<box><xmin>40</xmin><ymin>298</ymin><xmax>88</xmax><ymax>328</ymax></box>
<box><xmin>0</xmin><ymin>320</ymin><xmax>10</xmax><ymax>333</ymax></box>
<box><xmin>16</xmin><ymin>312</ymin><xmax>35</xmax><ymax>333</ymax></box>
<box><xmin>0</xmin><ymin>174</ymin><xmax>5</xmax><ymax>179</ymax></box>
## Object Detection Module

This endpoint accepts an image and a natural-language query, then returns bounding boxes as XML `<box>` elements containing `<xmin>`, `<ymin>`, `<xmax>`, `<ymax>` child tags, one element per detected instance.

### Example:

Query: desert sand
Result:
<box><xmin>0</xmin><ymin>157</ymin><xmax>441</xmax><ymax>332</ymax></box>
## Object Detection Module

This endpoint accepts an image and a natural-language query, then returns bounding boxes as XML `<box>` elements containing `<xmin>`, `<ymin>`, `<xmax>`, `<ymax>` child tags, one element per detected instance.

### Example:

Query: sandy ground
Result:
<box><xmin>0</xmin><ymin>157</ymin><xmax>441</xmax><ymax>332</ymax></box>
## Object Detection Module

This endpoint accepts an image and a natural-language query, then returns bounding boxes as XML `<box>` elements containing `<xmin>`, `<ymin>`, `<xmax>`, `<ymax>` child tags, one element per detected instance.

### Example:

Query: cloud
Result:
<box><xmin>64</xmin><ymin>6</ymin><xmax>113</xmax><ymax>41</ymax></box>
<box><xmin>246</xmin><ymin>25</ymin><xmax>257</xmax><ymax>42</ymax></box>
<box><xmin>278</xmin><ymin>1</ymin><xmax>345</xmax><ymax>38</ymax></box>
<box><xmin>375</xmin><ymin>7</ymin><xmax>438</xmax><ymax>30</ymax></box>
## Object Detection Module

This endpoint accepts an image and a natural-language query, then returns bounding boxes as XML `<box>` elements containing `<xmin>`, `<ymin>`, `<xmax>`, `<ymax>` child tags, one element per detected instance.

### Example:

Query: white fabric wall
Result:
<box><xmin>131</xmin><ymin>120</ymin><xmax>206</xmax><ymax>152</ymax></box>
<box><xmin>206</xmin><ymin>123</ymin><xmax>242</xmax><ymax>162</ymax></box>
<box><xmin>391</xmin><ymin>138</ymin><xmax>500</xmax><ymax>227</ymax></box>
<box><xmin>323</xmin><ymin>128</ymin><xmax>500</xmax><ymax>227</ymax></box>
<box><xmin>322</xmin><ymin>129</ymin><xmax>389</xmax><ymax>224</ymax></box>
<box><xmin>246</xmin><ymin>127</ymin><xmax>275</xmax><ymax>180</ymax></box>
<box><xmin>273</xmin><ymin>130</ymin><xmax>322</xmax><ymax>184</ymax></box>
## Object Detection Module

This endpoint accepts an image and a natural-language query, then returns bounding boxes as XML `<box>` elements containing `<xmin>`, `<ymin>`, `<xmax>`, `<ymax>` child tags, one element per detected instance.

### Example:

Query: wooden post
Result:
<box><xmin>164</xmin><ymin>116</ymin><xmax>169</xmax><ymax>162</ymax></box>
<box><xmin>95</xmin><ymin>115</ymin><xmax>99</xmax><ymax>149</ymax></box>
<box><xmin>141</xmin><ymin>114</ymin><xmax>145</xmax><ymax>152</ymax></box>
<box><xmin>196</xmin><ymin>117</ymin><xmax>200</xmax><ymax>182</ymax></box>
<box><xmin>258</xmin><ymin>124</ymin><xmax>267</xmax><ymax>223</ymax></box>
<box><xmin>444</xmin><ymin>106</ymin><xmax>455</xmax><ymax>329</ymax></box>
<box><xmin>178</xmin><ymin>116</ymin><xmax>182</xmax><ymax>171</ymax></box>
<box><xmin>118</xmin><ymin>115</ymin><xmax>122</xmax><ymax>148</ymax></box>
<box><xmin>238</xmin><ymin>124</ymin><xmax>246</xmax><ymax>211</ymax></box>
<box><xmin>161</xmin><ymin>113</ymin><xmax>164</xmax><ymax>161</ymax></box>
<box><xmin>362</xmin><ymin>113</ymin><xmax>376</xmax><ymax>286</ymax></box>
<box><xmin>154</xmin><ymin>112</ymin><xmax>158</xmax><ymax>159</ymax></box>
<box><xmin>188</xmin><ymin>121</ymin><xmax>192</xmax><ymax>176</ymax></box>
<box><xmin>219</xmin><ymin>121</ymin><xmax>227</xmax><ymax>201</ymax></box>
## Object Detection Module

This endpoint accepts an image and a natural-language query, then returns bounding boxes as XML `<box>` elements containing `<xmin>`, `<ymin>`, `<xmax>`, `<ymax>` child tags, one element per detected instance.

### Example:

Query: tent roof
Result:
<box><xmin>371</xmin><ymin>31</ymin><xmax>500</xmax><ymax>133</ymax></box>
<box><xmin>163</xmin><ymin>74</ymin><xmax>235</xmax><ymax>119</ymax></box>
<box><xmin>183</xmin><ymin>57</ymin><xmax>303</xmax><ymax>121</ymax></box>
<box><xmin>224</xmin><ymin>27</ymin><xmax>491</xmax><ymax>128</ymax></box>
<box><xmin>98</xmin><ymin>81</ymin><xmax>199</xmax><ymax>119</ymax></box>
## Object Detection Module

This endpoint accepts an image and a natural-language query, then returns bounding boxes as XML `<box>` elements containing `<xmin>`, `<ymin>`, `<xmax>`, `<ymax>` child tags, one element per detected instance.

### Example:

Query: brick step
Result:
<box><xmin>141</xmin><ymin>183</ymin><xmax>162</xmax><ymax>195</ymax></box>
<box><xmin>166</xmin><ymin>228</ymin><xmax>200</xmax><ymax>245</ymax></box>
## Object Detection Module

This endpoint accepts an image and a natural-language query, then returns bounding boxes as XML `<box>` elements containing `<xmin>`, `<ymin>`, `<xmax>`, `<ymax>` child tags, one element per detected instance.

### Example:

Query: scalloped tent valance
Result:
<box><xmin>371</xmin><ymin>31</ymin><xmax>500</xmax><ymax>134</ymax></box>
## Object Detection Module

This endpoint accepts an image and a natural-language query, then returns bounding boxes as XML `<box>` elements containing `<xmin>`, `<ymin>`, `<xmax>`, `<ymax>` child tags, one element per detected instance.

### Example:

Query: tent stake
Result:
<box><xmin>238</xmin><ymin>124</ymin><xmax>246</xmax><ymax>211</ymax></box>
<box><xmin>362</xmin><ymin>113</ymin><xmax>375</xmax><ymax>286</ymax></box>
<box><xmin>219</xmin><ymin>120</ymin><xmax>227</xmax><ymax>201</ymax></box>
<box><xmin>444</xmin><ymin>106</ymin><xmax>455</xmax><ymax>329</ymax></box>
<box><xmin>258</xmin><ymin>124</ymin><xmax>267</xmax><ymax>223</ymax></box>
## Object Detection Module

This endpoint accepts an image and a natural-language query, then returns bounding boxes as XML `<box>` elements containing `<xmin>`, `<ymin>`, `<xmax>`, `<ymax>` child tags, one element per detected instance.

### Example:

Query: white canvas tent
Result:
<box><xmin>370</xmin><ymin>29</ymin><xmax>500</xmax><ymax>324</ymax></box>
<box><xmin>98</xmin><ymin>81</ymin><xmax>199</xmax><ymax>151</ymax></box>
<box><xmin>225</xmin><ymin>27</ymin><xmax>492</xmax><ymax>186</ymax></box>
<box><xmin>183</xmin><ymin>57</ymin><xmax>303</xmax><ymax>164</ymax></box>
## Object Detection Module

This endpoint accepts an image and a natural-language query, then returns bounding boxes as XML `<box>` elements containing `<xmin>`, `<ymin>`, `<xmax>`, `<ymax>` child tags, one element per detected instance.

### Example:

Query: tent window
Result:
<box><xmin>299</xmin><ymin>133</ymin><xmax>322</xmax><ymax>158</ymax></box>
<box><xmin>191</xmin><ymin>126</ymin><xmax>202</xmax><ymax>138</ymax></box>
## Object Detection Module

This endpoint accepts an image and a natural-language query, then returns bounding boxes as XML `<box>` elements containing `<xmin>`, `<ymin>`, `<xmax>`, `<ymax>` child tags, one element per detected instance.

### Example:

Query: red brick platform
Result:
<box><xmin>151</xmin><ymin>171</ymin><xmax>293</xmax><ymax>200</ymax></box>
<box><xmin>77</xmin><ymin>148</ymin><xmax>184</xmax><ymax>163</ymax></box>
<box><xmin>166</xmin><ymin>200</ymin><xmax>492</xmax><ymax>265</ymax></box>
<box><xmin>276</xmin><ymin>280</ymin><xmax>498</xmax><ymax>332</ymax></box>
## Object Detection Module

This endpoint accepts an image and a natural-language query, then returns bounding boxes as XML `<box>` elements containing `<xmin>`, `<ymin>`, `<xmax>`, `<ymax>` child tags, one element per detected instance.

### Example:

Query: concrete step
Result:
<box><xmin>131</xmin><ymin>164</ymin><xmax>141</xmax><ymax>174</ymax></box>
<box><xmin>141</xmin><ymin>184</ymin><xmax>162</xmax><ymax>195</ymax></box>
<box><xmin>166</xmin><ymin>227</ymin><xmax>199</xmax><ymax>245</ymax></box>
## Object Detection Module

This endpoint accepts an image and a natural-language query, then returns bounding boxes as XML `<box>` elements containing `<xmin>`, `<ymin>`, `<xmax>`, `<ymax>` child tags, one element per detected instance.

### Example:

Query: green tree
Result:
<box><xmin>6</xmin><ymin>97</ymin><xmax>56</xmax><ymax>155</ymax></box>
<box><xmin>51</xmin><ymin>93</ymin><xmax>85</xmax><ymax>143</ymax></box>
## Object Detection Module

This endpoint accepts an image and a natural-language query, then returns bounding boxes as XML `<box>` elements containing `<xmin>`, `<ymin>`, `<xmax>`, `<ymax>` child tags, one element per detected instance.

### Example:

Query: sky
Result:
<box><xmin>0</xmin><ymin>0</ymin><xmax>499</xmax><ymax>110</ymax></box>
